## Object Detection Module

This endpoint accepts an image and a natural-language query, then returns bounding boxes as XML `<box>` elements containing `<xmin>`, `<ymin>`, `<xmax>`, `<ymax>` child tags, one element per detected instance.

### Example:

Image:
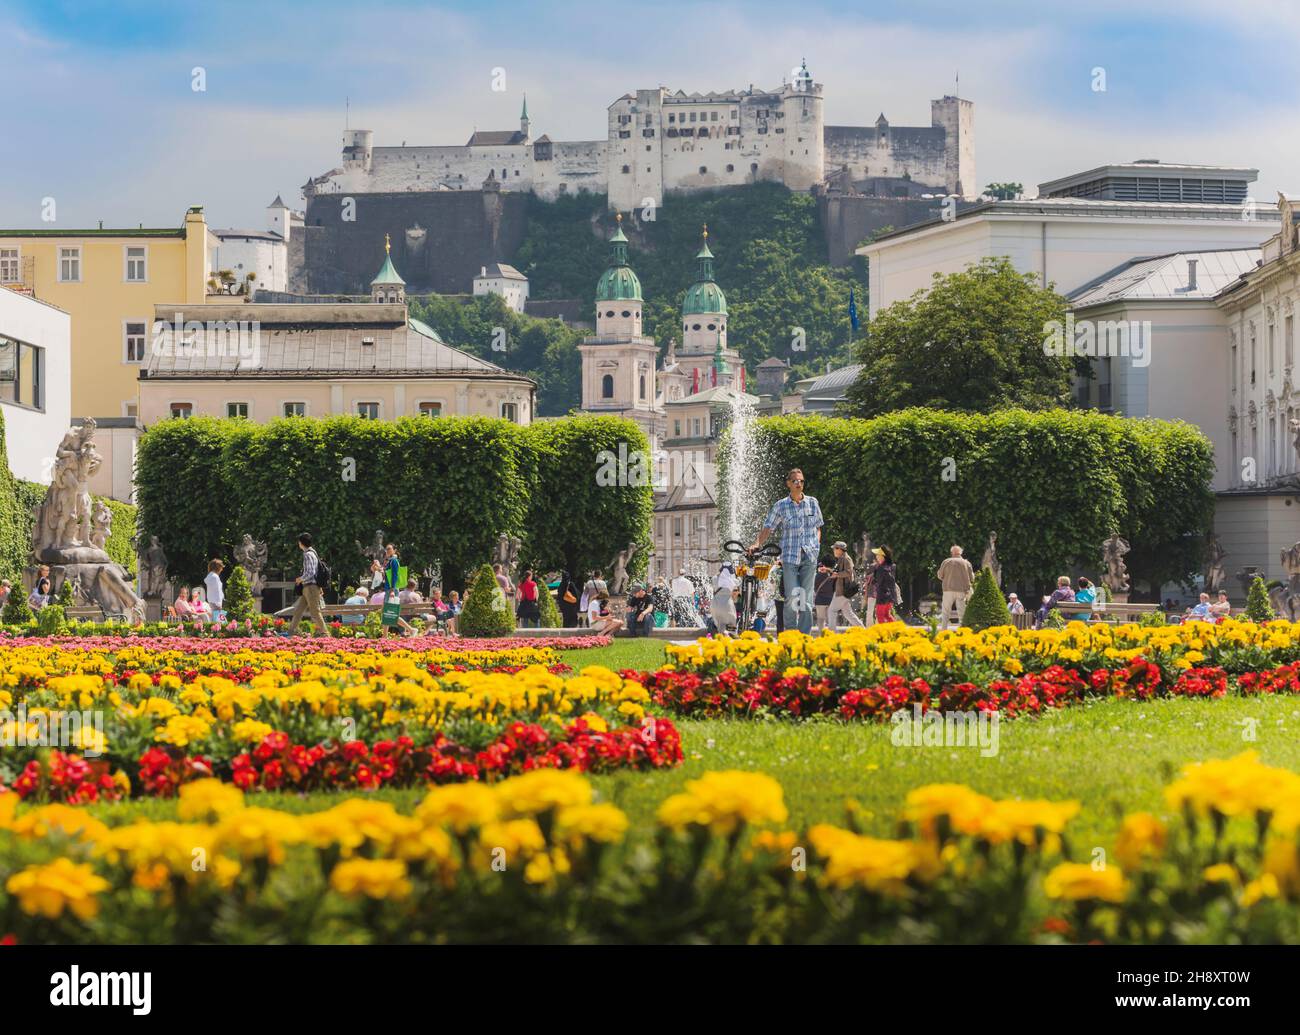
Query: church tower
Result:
<box><xmin>579</xmin><ymin>214</ymin><xmax>661</xmax><ymax>444</ymax></box>
<box><xmin>370</xmin><ymin>234</ymin><xmax>405</xmax><ymax>304</ymax></box>
<box><xmin>679</xmin><ymin>226</ymin><xmax>743</xmax><ymax>390</ymax></box>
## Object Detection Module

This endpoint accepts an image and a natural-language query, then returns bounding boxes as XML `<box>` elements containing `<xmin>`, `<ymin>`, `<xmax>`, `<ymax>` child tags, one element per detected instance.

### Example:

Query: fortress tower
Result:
<box><xmin>780</xmin><ymin>59</ymin><xmax>825</xmax><ymax>191</ymax></box>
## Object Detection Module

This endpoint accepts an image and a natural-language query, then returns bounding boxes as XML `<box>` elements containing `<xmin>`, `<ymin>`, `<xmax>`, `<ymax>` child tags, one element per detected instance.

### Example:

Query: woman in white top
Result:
<box><xmin>586</xmin><ymin>591</ymin><xmax>624</xmax><ymax>635</ymax></box>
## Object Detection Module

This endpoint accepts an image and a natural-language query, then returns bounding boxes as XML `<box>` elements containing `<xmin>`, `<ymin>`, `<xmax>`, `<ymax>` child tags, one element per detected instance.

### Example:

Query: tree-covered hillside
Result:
<box><xmin>411</xmin><ymin>184</ymin><xmax>865</xmax><ymax>415</ymax></box>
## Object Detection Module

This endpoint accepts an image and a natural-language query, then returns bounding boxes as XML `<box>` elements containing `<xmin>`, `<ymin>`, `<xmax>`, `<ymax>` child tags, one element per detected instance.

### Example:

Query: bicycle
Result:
<box><xmin>722</xmin><ymin>539</ymin><xmax>782</xmax><ymax>633</ymax></box>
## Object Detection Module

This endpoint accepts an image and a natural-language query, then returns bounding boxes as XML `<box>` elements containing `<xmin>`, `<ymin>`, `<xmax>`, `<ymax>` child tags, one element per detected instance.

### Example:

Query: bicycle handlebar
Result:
<box><xmin>722</xmin><ymin>539</ymin><xmax>781</xmax><ymax>558</ymax></box>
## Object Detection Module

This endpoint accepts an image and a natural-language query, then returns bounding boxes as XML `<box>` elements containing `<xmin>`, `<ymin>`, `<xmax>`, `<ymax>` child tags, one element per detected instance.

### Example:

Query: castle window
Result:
<box><xmin>643</xmin><ymin>129</ymin><xmax>655</xmax><ymax>138</ymax></box>
<box><xmin>622</xmin><ymin>165</ymin><xmax>630</xmax><ymax>174</ymax></box>
<box><xmin>750</xmin><ymin>163</ymin><xmax>758</xmax><ymax>173</ymax></box>
<box><xmin>618</xmin><ymin>131</ymin><xmax>630</xmax><ymax>138</ymax></box>
<box><xmin>699</xmin><ymin>166</ymin><xmax>707</xmax><ymax>174</ymax></box>
<box><xmin>726</xmin><ymin>164</ymin><xmax>734</xmax><ymax>173</ymax></box>
<box><xmin>601</xmin><ymin>374</ymin><xmax>614</xmax><ymax>399</ymax></box>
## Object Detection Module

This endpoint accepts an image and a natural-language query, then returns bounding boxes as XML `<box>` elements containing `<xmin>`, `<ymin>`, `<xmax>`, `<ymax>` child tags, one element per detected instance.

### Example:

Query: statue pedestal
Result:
<box><xmin>1107</xmin><ymin>592</ymin><xmax>1130</xmax><ymax>605</ymax></box>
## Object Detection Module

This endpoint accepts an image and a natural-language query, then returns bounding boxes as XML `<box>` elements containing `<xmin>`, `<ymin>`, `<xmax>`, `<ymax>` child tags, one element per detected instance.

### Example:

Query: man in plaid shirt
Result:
<box><xmin>750</xmin><ymin>468</ymin><xmax>823</xmax><ymax>634</ymax></box>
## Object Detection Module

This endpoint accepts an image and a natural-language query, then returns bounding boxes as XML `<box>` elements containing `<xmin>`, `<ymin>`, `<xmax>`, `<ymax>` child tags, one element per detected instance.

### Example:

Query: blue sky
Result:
<box><xmin>1</xmin><ymin>0</ymin><xmax>1294</xmax><ymax>228</ymax></box>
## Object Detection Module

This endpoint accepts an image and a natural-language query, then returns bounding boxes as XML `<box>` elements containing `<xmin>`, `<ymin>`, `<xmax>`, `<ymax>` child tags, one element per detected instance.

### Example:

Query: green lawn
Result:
<box><xmin>76</xmin><ymin>639</ymin><xmax>1300</xmax><ymax>850</ymax></box>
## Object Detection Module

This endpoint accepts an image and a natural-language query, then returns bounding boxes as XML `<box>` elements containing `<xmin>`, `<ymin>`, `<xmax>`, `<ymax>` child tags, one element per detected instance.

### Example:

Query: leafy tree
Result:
<box><xmin>224</xmin><ymin>563</ymin><xmax>255</xmax><ymax>622</ymax></box>
<box><xmin>458</xmin><ymin>564</ymin><xmax>515</xmax><ymax>637</ymax></box>
<box><xmin>983</xmin><ymin>182</ymin><xmax>1023</xmax><ymax>201</ymax></box>
<box><xmin>1246</xmin><ymin>576</ymin><xmax>1276</xmax><ymax>622</ymax></box>
<box><xmin>963</xmin><ymin>567</ymin><xmax>1012</xmax><ymax>631</ymax></box>
<box><xmin>843</xmin><ymin>257</ymin><xmax>1072</xmax><ymax>418</ymax></box>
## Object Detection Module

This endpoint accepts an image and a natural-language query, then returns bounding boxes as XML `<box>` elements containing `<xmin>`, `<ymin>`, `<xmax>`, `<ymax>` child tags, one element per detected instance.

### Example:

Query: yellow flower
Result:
<box><xmin>494</xmin><ymin>769</ymin><xmax>592</xmax><ymax>818</ymax></box>
<box><xmin>1263</xmin><ymin>838</ymin><xmax>1300</xmax><ymax>897</ymax></box>
<box><xmin>154</xmin><ymin>714</ymin><xmax>212</xmax><ymax>748</ymax></box>
<box><xmin>903</xmin><ymin>784</ymin><xmax>993</xmax><ymax>839</ymax></box>
<box><xmin>416</xmin><ymin>782</ymin><xmax>500</xmax><ymax>833</ymax></box>
<box><xmin>1202</xmin><ymin>863</ymin><xmax>1239</xmax><ymax>885</ymax></box>
<box><xmin>1241</xmin><ymin>873</ymin><xmax>1280</xmax><ymax>907</ymax></box>
<box><xmin>231</xmin><ymin>718</ymin><xmax>274</xmax><ymax>744</ymax></box>
<box><xmin>177</xmin><ymin>778</ymin><xmax>246</xmax><ymax>822</ymax></box>
<box><xmin>213</xmin><ymin>807</ymin><xmax>301</xmax><ymax>865</ymax></box>
<box><xmin>329</xmin><ymin>858</ymin><xmax>412</xmax><ymax>900</ymax></box>
<box><xmin>1114</xmin><ymin>812</ymin><xmax>1168</xmax><ymax>870</ymax></box>
<box><xmin>657</xmin><ymin>770</ymin><xmax>788</xmax><ymax>835</ymax></box>
<box><xmin>808</xmin><ymin>824</ymin><xmax>937</xmax><ymax>893</ymax></box>
<box><xmin>6</xmin><ymin>858</ymin><xmax>110</xmax><ymax>920</ymax></box>
<box><xmin>555</xmin><ymin>803</ymin><xmax>628</xmax><ymax>845</ymax></box>
<box><xmin>1043</xmin><ymin>862</ymin><xmax>1128</xmax><ymax>903</ymax></box>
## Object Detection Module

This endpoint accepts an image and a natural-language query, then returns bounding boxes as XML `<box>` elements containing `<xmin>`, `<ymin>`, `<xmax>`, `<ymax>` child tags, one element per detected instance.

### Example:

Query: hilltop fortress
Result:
<box><xmin>304</xmin><ymin>64</ymin><xmax>975</xmax><ymax>211</ymax></box>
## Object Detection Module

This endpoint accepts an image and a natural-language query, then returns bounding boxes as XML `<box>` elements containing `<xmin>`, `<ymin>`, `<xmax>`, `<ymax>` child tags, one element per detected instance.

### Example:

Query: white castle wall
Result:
<box><xmin>308</xmin><ymin>76</ymin><xmax>970</xmax><ymax>209</ymax></box>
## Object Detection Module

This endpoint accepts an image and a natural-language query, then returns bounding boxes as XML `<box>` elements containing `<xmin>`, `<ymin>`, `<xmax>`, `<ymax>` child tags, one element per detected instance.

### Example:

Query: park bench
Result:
<box><xmin>66</xmin><ymin>605</ymin><xmax>111</xmax><ymax>621</ymax></box>
<box><xmin>1056</xmin><ymin>601</ymin><xmax>1164</xmax><ymax>622</ymax></box>
<box><xmin>272</xmin><ymin>600</ymin><xmax>445</xmax><ymax>629</ymax></box>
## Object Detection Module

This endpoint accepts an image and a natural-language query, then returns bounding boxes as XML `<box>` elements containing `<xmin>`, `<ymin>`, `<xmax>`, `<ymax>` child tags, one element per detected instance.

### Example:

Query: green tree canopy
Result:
<box><xmin>843</xmin><ymin>257</ymin><xmax>1072</xmax><ymax>418</ymax></box>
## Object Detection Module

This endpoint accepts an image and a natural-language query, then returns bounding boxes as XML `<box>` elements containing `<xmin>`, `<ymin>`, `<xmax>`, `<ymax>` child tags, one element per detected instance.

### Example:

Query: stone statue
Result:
<box><xmin>492</xmin><ymin>533</ymin><xmax>511</xmax><ymax>570</ymax></box>
<box><xmin>27</xmin><ymin>419</ymin><xmax>143</xmax><ymax>623</ymax></box>
<box><xmin>1101</xmin><ymin>534</ymin><xmax>1131</xmax><ymax>595</ymax></box>
<box><xmin>89</xmin><ymin>499</ymin><xmax>112</xmax><ymax>550</ymax></box>
<box><xmin>1270</xmin><ymin>542</ymin><xmax>1300</xmax><ymax>620</ymax></box>
<box><xmin>139</xmin><ymin>535</ymin><xmax>170</xmax><ymax>599</ymax></box>
<box><xmin>1237</xmin><ymin>565</ymin><xmax>1265</xmax><ymax>599</ymax></box>
<box><xmin>609</xmin><ymin>543</ymin><xmax>638</xmax><ymax>597</ymax></box>
<box><xmin>981</xmin><ymin>531</ymin><xmax>1001</xmax><ymax>587</ymax></box>
<box><xmin>356</xmin><ymin>530</ymin><xmax>385</xmax><ymax>569</ymax></box>
<box><xmin>1204</xmin><ymin>533</ymin><xmax>1227</xmax><ymax>595</ymax></box>
<box><xmin>33</xmin><ymin>420</ymin><xmax>101</xmax><ymax>555</ymax></box>
<box><xmin>492</xmin><ymin>534</ymin><xmax>522</xmax><ymax>580</ymax></box>
<box><xmin>233</xmin><ymin>533</ymin><xmax>269</xmax><ymax>597</ymax></box>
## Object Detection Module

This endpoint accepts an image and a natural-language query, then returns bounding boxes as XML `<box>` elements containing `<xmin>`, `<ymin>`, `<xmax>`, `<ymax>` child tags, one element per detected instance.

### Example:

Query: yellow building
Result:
<box><xmin>0</xmin><ymin>207</ymin><xmax>213</xmax><ymax>418</ymax></box>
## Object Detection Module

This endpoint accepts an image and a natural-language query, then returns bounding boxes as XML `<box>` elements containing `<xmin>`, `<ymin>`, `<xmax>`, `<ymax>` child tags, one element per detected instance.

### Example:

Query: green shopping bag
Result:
<box><xmin>381</xmin><ymin>596</ymin><xmax>402</xmax><ymax>627</ymax></box>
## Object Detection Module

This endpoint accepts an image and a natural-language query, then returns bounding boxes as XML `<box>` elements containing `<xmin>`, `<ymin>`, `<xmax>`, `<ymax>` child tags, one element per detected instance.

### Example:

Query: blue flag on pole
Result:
<box><xmin>848</xmin><ymin>286</ymin><xmax>860</xmax><ymax>333</ymax></box>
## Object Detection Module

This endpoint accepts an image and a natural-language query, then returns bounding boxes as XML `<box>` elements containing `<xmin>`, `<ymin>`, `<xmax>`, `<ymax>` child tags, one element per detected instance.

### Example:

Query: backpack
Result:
<box><xmin>314</xmin><ymin>553</ymin><xmax>332</xmax><ymax>588</ymax></box>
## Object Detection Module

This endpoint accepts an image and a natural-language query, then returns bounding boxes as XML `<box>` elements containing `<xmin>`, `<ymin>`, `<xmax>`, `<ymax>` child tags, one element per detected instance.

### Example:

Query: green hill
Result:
<box><xmin>411</xmin><ymin>184</ymin><xmax>865</xmax><ymax>415</ymax></box>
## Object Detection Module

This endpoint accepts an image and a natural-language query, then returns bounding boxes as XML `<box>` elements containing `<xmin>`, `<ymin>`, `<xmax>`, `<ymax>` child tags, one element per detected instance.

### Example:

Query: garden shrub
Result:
<box><xmin>1246</xmin><ymin>576</ymin><xmax>1276</xmax><ymax>623</ymax></box>
<box><xmin>224</xmin><ymin>564</ymin><xmax>255</xmax><ymax>622</ymax></box>
<box><xmin>963</xmin><ymin>567</ymin><xmax>1011</xmax><ymax>631</ymax></box>
<box><xmin>459</xmin><ymin>564</ymin><xmax>515</xmax><ymax>637</ymax></box>
<box><xmin>35</xmin><ymin>603</ymin><xmax>67</xmax><ymax>636</ymax></box>
<box><xmin>740</xmin><ymin>409</ymin><xmax>1214</xmax><ymax>596</ymax></box>
<box><xmin>538</xmin><ymin>579</ymin><xmax>561</xmax><ymax>628</ymax></box>
<box><xmin>3</xmin><ymin>588</ymin><xmax>33</xmax><ymax>625</ymax></box>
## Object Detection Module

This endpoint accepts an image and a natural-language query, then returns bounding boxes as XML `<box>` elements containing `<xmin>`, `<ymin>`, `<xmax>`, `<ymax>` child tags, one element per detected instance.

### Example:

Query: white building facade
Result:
<box><xmin>472</xmin><ymin>262</ymin><xmax>529</xmax><ymax>312</ymax></box>
<box><xmin>210</xmin><ymin>196</ymin><xmax>291</xmax><ymax>295</ymax></box>
<box><xmin>0</xmin><ymin>286</ymin><xmax>71</xmax><ymax>484</ymax></box>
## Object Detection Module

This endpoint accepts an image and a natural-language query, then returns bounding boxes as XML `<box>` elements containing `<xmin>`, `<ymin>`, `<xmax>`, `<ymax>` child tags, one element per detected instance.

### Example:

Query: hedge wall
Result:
<box><xmin>734</xmin><ymin>409</ymin><xmax>1214</xmax><ymax>597</ymax></box>
<box><xmin>135</xmin><ymin>414</ymin><xmax>653</xmax><ymax>590</ymax></box>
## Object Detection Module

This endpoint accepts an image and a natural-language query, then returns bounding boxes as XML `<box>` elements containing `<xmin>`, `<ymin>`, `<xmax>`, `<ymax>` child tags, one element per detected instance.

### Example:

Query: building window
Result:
<box><xmin>1288</xmin><ymin>315</ymin><xmax>1295</xmax><ymax>369</ymax></box>
<box><xmin>124</xmin><ymin>401</ymin><xmax>138</xmax><ymax>419</ymax></box>
<box><xmin>674</xmin><ymin>419</ymin><xmax>681</xmax><ymax>436</ymax></box>
<box><xmin>1269</xmin><ymin>320</ymin><xmax>1276</xmax><ymax>373</ymax></box>
<box><xmin>699</xmin><ymin>166</ymin><xmax>707</xmax><ymax>174</ymax></box>
<box><xmin>639</xmin><ymin>373</ymin><xmax>646</xmax><ymax>400</ymax></box>
<box><xmin>500</xmin><ymin>402</ymin><xmax>520</xmax><ymax>422</ymax></box>
<box><xmin>621</xmin><ymin>309</ymin><xmax>631</xmax><ymax>318</ymax></box>
<box><xmin>226</xmin><ymin>401</ymin><xmax>249</xmax><ymax>419</ymax></box>
<box><xmin>1231</xmin><ymin>340</ymin><xmax>1238</xmax><ymax>392</ymax></box>
<box><xmin>58</xmin><ymin>246</ymin><xmax>81</xmax><ymax>282</ymax></box>
<box><xmin>124</xmin><ymin>245</ymin><xmax>147</xmax><ymax>282</ymax></box>
<box><xmin>0</xmin><ymin>247</ymin><xmax>18</xmax><ymax>283</ymax></box>
<box><xmin>170</xmin><ymin>402</ymin><xmax>193</xmax><ymax>419</ymax></box>
<box><xmin>283</xmin><ymin>401</ymin><xmax>306</xmax><ymax>417</ymax></box>
<box><xmin>622</xmin><ymin>165</ymin><xmax>630</xmax><ymax>174</ymax></box>
<box><xmin>357</xmin><ymin>401</ymin><xmax>380</xmax><ymax>419</ymax></box>
<box><xmin>124</xmin><ymin>321</ymin><xmax>147</xmax><ymax>363</ymax></box>
<box><xmin>0</xmin><ymin>336</ymin><xmax>44</xmax><ymax>410</ymax></box>
<box><xmin>418</xmin><ymin>401</ymin><xmax>443</xmax><ymax>417</ymax></box>
<box><xmin>601</xmin><ymin>374</ymin><xmax>614</xmax><ymax>399</ymax></box>
<box><xmin>693</xmin><ymin>418</ymin><xmax>701</xmax><ymax>436</ymax></box>
<box><xmin>726</xmin><ymin>164</ymin><xmax>734</xmax><ymax>173</ymax></box>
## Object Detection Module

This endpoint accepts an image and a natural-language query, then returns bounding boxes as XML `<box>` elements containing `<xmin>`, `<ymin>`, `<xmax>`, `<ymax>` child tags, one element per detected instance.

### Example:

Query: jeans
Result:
<box><xmin>783</xmin><ymin>554</ymin><xmax>817</xmax><ymax>634</ymax></box>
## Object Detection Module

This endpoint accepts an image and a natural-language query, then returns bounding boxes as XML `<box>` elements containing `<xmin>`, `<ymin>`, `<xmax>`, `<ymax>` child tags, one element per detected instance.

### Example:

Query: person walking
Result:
<box><xmin>750</xmin><ymin>468</ymin><xmax>824</xmax><ymax>634</ymax></box>
<box><xmin>516</xmin><ymin>569</ymin><xmax>541</xmax><ymax>628</ymax></box>
<box><xmin>556</xmin><ymin>569</ymin><xmax>580</xmax><ymax>628</ymax></box>
<box><xmin>204</xmin><ymin>559</ymin><xmax>226</xmax><ymax>623</ymax></box>
<box><xmin>812</xmin><ymin>558</ymin><xmax>835</xmax><ymax>631</ymax></box>
<box><xmin>823</xmin><ymin>541</ymin><xmax>864</xmax><ymax>629</ymax></box>
<box><xmin>288</xmin><ymin>532</ymin><xmax>332</xmax><ymax>637</ymax></box>
<box><xmin>936</xmin><ymin>545</ymin><xmax>975</xmax><ymax>629</ymax></box>
<box><xmin>870</xmin><ymin>546</ymin><xmax>898</xmax><ymax>625</ymax></box>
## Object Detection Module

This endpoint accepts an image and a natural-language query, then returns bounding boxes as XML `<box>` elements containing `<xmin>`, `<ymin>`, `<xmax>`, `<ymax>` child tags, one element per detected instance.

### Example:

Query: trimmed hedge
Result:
<box><xmin>458</xmin><ymin>564</ymin><xmax>515</xmax><ymax>637</ymax></box>
<box><xmin>735</xmin><ymin>409</ymin><xmax>1214</xmax><ymax>597</ymax></box>
<box><xmin>964</xmin><ymin>567</ymin><xmax>1012</xmax><ymax>631</ymax></box>
<box><xmin>135</xmin><ymin>414</ymin><xmax>653</xmax><ymax>591</ymax></box>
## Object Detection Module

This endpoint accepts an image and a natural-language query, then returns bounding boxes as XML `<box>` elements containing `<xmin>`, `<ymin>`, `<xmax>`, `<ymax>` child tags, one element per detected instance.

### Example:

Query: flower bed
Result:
<box><xmin>3</xmin><ymin>753</ymin><xmax>1298</xmax><ymax>944</ymax></box>
<box><xmin>642</xmin><ymin>621</ymin><xmax>1300</xmax><ymax>719</ymax></box>
<box><xmin>0</xmin><ymin>633</ymin><xmax>609</xmax><ymax>652</ymax></box>
<box><xmin>0</xmin><ymin>659</ymin><xmax>679</xmax><ymax>801</ymax></box>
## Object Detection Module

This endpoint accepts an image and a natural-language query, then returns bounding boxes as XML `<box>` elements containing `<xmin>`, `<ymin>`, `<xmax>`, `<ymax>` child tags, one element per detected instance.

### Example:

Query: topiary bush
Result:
<box><xmin>224</xmin><ymin>563</ymin><xmax>255</xmax><ymax>622</ymax></box>
<box><xmin>963</xmin><ymin>566</ymin><xmax>1012</xmax><ymax>631</ymax></box>
<box><xmin>1246</xmin><ymin>576</ymin><xmax>1277</xmax><ymax>623</ymax></box>
<box><xmin>35</xmin><ymin>603</ymin><xmax>67</xmax><ymax>636</ymax></box>
<box><xmin>458</xmin><ymin>564</ymin><xmax>516</xmax><ymax>637</ymax></box>
<box><xmin>57</xmin><ymin>578</ymin><xmax>75</xmax><ymax>607</ymax></box>
<box><xmin>538</xmin><ymin>577</ymin><xmax>561</xmax><ymax>629</ymax></box>
<box><xmin>3</xmin><ymin>588</ymin><xmax>33</xmax><ymax>626</ymax></box>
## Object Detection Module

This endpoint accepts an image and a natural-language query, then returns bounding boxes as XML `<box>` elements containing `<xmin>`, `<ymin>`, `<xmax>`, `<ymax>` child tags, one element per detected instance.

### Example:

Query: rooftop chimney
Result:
<box><xmin>1187</xmin><ymin>258</ymin><xmax>1198</xmax><ymax>291</ymax></box>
